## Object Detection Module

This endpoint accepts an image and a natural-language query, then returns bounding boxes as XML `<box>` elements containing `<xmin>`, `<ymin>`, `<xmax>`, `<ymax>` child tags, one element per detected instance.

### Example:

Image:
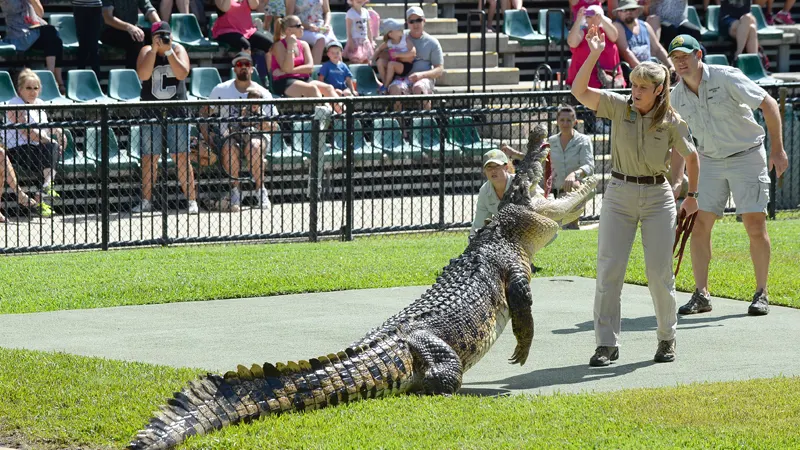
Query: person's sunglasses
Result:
<box><xmin>235</xmin><ymin>61</ymin><xmax>252</xmax><ymax>68</ymax></box>
<box><xmin>408</xmin><ymin>18</ymin><xmax>424</xmax><ymax>24</ymax></box>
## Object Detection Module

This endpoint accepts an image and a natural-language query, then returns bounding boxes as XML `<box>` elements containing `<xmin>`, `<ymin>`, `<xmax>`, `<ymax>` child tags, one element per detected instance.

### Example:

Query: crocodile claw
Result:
<box><xmin>508</xmin><ymin>342</ymin><xmax>531</xmax><ymax>366</ymax></box>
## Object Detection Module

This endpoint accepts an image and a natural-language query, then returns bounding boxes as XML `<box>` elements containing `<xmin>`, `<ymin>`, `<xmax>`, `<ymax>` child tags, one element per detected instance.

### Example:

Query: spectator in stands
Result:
<box><xmin>73</xmin><ymin>0</ymin><xmax>103</xmax><ymax>75</ymax></box>
<box><xmin>480</xmin><ymin>0</ymin><xmax>524</xmax><ymax>33</ymax></box>
<box><xmin>211</xmin><ymin>0</ymin><xmax>273</xmax><ymax>77</ymax></box>
<box><xmin>546</xmin><ymin>104</ymin><xmax>594</xmax><ymax>229</ymax></box>
<box><xmin>155</xmin><ymin>0</ymin><xmax>206</xmax><ymax>26</ymax></box>
<box><xmin>344</xmin><ymin>0</ymin><xmax>375</xmax><ymax>64</ymax></box>
<box><xmin>133</xmin><ymin>21</ymin><xmax>198</xmax><ymax>214</ymax></box>
<box><xmin>102</xmin><ymin>0</ymin><xmax>161</xmax><ymax>70</ymax></box>
<box><xmin>286</xmin><ymin>0</ymin><xmax>336</xmax><ymax>64</ymax></box>
<box><xmin>0</xmin><ymin>0</ymin><xmax>66</xmax><ymax>92</ymax></box>
<box><xmin>374</xmin><ymin>19</ymin><xmax>416</xmax><ymax>93</ymax></box>
<box><xmin>760</xmin><ymin>0</ymin><xmax>796</xmax><ymax>24</ymax></box>
<box><xmin>631</xmin><ymin>0</ymin><xmax>703</xmax><ymax>51</ymax></box>
<box><xmin>384</xmin><ymin>7</ymin><xmax>444</xmax><ymax>109</ymax></box>
<box><xmin>203</xmin><ymin>52</ymin><xmax>278</xmax><ymax>211</ymax></box>
<box><xmin>271</xmin><ymin>15</ymin><xmax>341</xmax><ymax>107</ymax></box>
<box><xmin>471</xmin><ymin>149</ymin><xmax>512</xmax><ymax>236</ymax></box>
<box><xmin>709</xmin><ymin>0</ymin><xmax>760</xmax><ymax>63</ymax></box>
<box><xmin>3</xmin><ymin>69</ymin><xmax>65</xmax><ymax>213</ymax></box>
<box><xmin>1</xmin><ymin>145</ymin><xmax>53</xmax><ymax>220</ymax></box>
<box><xmin>567</xmin><ymin>5</ymin><xmax>624</xmax><ymax>89</ymax></box>
<box><xmin>319</xmin><ymin>41</ymin><xmax>357</xmax><ymax>96</ymax></box>
<box><xmin>264</xmin><ymin>0</ymin><xmax>286</xmax><ymax>37</ymax></box>
<box><xmin>613</xmin><ymin>0</ymin><xmax>674</xmax><ymax>74</ymax></box>
<box><xmin>570</xmin><ymin>0</ymin><xmax>605</xmax><ymax>22</ymax></box>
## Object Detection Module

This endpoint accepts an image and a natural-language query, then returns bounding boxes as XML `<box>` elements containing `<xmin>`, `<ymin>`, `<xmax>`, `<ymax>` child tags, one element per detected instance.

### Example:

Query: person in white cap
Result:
<box><xmin>382</xmin><ymin>6</ymin><xmax>444</xmax><ymax>108</ymax></box>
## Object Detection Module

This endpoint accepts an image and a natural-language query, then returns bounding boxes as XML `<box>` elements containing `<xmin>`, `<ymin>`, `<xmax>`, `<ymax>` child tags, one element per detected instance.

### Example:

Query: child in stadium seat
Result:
<box><xmin>343</xmin><ymin>0</ymin><xmax>375</xmax><ymax>63</ymax></box>
<box><xmin>318</xmin><ymin>41</ymin><xmax>357</xmax><ymax>96</ymax></box>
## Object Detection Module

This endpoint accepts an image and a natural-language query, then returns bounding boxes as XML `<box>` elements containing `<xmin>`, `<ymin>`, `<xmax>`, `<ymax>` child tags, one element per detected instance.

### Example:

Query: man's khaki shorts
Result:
<box><xmin>698</xmin><ymin>145</ymin><xmax>771</xmax><ymax>217</ymax></box>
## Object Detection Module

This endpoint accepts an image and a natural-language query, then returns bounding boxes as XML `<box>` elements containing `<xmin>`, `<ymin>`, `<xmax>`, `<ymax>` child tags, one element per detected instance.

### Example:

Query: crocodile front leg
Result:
<box><xmin>506</xmin><ymin>264</ymin><xmax>534</xmax><ymax>366</ymax></box>
<box><xmin>406</xmin><ymin>330</ymin><xmax>463</xmax><ymax>395</ymax></box>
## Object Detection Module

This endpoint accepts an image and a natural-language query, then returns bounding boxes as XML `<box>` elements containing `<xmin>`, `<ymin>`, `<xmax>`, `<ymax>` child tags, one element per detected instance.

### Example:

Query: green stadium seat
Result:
<box><xmin>504</xmin><ymin>10</ymin><xmax>548</xmax><ymax>46</ymax></box>
<box><xmin>265</xmin><ymin>131</ymin><xmax>306</xmax><ymax>166</ymax></box>
<box><xmin>189</xmin><ymin>67</ymin><xmax>222</xmax><ymax>99</ymax></box>
<box><xmin>229</xmin><ymin>66</ymin><xmax>265</xmax><ymax>87</ymax></box>
<box><xmin>332</xmin><ymin>118</ymin><xmax>384</xmax><ymax>161</ymax></box>
<box><xmin>411</xmin><ymin>117</ymin><xmax>461</xmax><ymax>159</ymax></box>
<box><xmin>330</xmin><ymin>12</ymin><xmax>348</xmax><ymax>45</ymax></box>
<box><xmin>372</xmin><ymin>118</ymin><xmax>419</xmax><ymax>160</ymax></box>
<box><xmin>292</xmin><ymin>121</ymin><xmax>340</xmax><ymax>162</ymax></box>
<box><xmin>736</xmin><ymin>53</ymin><xmax>781</xmax><ymax>85</ymax></box>
<box><xmin>350</xmin><ymin>64</ymin><xmax>380</xmax><ymax>96</ymax></box>
<box><xmin>67</xmin><ymin>70</ymin><xmax>114</xmax><ymax>103</ymax></box>
<box><xmin>446</xmin><ymin>116</ymin><xmax>498</xmax><ymax>156</ymax></box>
<box><xmin>0</xmin><ymin>43</ymin><xmax>16</xmax><ymax>57</ymax></box>
<box><xmin>85</xmin><ymin>127</ymin><xmax>140</xmax><ymax>170</ymax></box>
<box><xmin>704</xmin><ymin>54</ymin><xmax>729</xmax><ymax>66</ymax></box>
<box><xmin>108</xmin><ymin>69</ymin><xmax>142</xmax><ymax>102</ymax></box>
<box><xmin>208</xmin><ymin>13</ymin><xmax>218</xmax><ymax>39</ymax></box>
<box><xmin>750</xmin><ymin>5</ymin><xmax>784</xmax><ymax>40</ymax></box>
<box><xmin>537</xmin><ymin>9</ymin><xmax>568</xmax><ymax>44</ymax></box>
<box><xmin>137</xmin><ymin>13</ymin><xmax>152</xmax><ymax>30</ymax></box>
<box><xmin>32</xmin><ymin>70</ymin><xmax>72</xmax><ymax>104</ymax></box>
<box><xmin>0</xmin><ymin>71</ymin><xmax>17</xmax><ymax>103</ymax></box>
<box><xmin>48</xmin><ymin>14</ymin><xmax>79</xmax><ymax>50</ymax></box>
<box><xmin>687</xmin><ymin>6</ymin><xmax>717</xmax><ymax>41</ymax></box>
<box><xmin>60</xmin><ymin>129</ymin><xmax>96</xmax><ymax>173</ymax></box>
<box><xmin>705</xmin><ymin>5</ymin><xmax>721</xmax><ymax>40</ymax></box>
<box><xmin>170</xmin><ymin>14</ymin><xmax>219</xmax><ymax>51</ymax></box>
<box><xmin>311</xmin><ymin>64</ymin><xmax>322</xmax><ymax>81</ymax></box>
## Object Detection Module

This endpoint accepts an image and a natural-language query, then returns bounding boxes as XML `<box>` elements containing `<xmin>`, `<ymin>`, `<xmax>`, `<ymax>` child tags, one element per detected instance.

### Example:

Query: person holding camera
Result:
<box><xmin>133</xmin><ymin>21</ymin><xmax>198</xmax><ymax>215</ymax></box>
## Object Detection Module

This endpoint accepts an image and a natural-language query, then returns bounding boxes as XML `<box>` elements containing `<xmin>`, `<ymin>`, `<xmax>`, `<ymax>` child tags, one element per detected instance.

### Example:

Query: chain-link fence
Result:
<box><xmin>762</xmin><ymin>84</ymin><xmax>800</xmax><ymax>220</ymax></box>
<box><xmin>1</xmin><ymin>86</ymin><xmax>797</xmax><ymax>254</ymax></box>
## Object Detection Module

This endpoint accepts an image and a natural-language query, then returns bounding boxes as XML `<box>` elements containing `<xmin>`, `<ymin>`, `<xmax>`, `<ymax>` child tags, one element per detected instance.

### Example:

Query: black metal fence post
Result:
<box><xmin>437</xmin><ymin>99</ymin><xmax>446</xmax><ymax>229</ymax></box>
<box><xmin>309</xmin><ymin>116</ymin><xmax>320</xmax><ymax>242</ymax></box>
<box><xmin>100</xmin><ymin>105</ymin><xmax>110</xmax><ymax>251</ymax></box>
<box><xmin>160</xmin><ymin>107</ymin><xmax>169</xmax><ymax>246</ymax></box>
<box><xmin>344</xmin><ymin>99</ymin><xmax>354</xmax><ymax>241</ymax></box>
<box><xmin>467</xmin><ymin>10</ymin><xmax>487</xmax><ymax>93</ymax></box>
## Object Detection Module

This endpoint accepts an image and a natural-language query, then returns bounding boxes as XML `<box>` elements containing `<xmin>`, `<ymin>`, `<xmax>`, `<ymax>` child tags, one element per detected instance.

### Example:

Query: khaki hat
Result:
<box><xmin>483</xmin><ymin>149</ymin><xmax>509</xmax><ymax>168</ymax></box>
<box><xmin>614</xmin><ymin>0</ymin><xmax>643</xmax><ymax>11</ymax></box>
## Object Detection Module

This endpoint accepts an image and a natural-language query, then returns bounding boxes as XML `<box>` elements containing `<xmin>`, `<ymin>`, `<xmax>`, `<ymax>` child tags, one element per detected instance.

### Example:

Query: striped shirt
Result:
<box><xmin>72</xmin><ymin>0</ymin><xmax>103</xmax><ymax>6</ymax></box>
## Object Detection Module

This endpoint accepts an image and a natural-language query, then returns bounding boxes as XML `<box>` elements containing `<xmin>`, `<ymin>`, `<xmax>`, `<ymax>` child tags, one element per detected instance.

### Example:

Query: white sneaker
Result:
<box><xmin>132</xmin><ymin>199</ymin><xmax>153</xmax><ymax>213</ymax></box>
<box><xmin>259</xmin><ymin>187</ymin><xmax>271</xmax><ymax>209</ymax></box>
<box><xmin>187</xmin><ymin>200</ymin><xmax>199</xmax><ymax>214</ymax></box>
<box><xmin>230</xmin><ymin>187</ymin><xmax>242</xmax><ymax>208</ymax></box>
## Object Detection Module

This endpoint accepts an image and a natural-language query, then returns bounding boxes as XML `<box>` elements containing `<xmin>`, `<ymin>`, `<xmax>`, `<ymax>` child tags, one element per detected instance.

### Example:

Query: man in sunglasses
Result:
<box><xmin>385</xmin><ymin>6</ymin><xmax>444</xmax><ymax>108</ymax></box>
<box><xmin>201</xmin><ymin>52</ymin><xmax>279</xmax><ymax>212</ymax></box>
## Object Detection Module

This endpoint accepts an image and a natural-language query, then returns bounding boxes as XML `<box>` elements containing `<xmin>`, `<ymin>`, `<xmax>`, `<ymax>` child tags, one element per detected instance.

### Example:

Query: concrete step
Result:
<box><xmin>434</xmin><ymin>81</ymin><xmax>535</xmax><ymax>94</ymax></box>
<box><xmin>377</xmin><ymin>33</ymin><xmax>509</xmax><ymax>52</ymax></box>
<box><xmin>419</xmin><ymin>18</ymin><xmax>458</xmax><ymax>35</ymax></box>
<box><xmin>437</xmin><ymin>67</ymin><xmax>519</xmax><ymax>86</ymax></box>
<box><xmin>366</xmin><ymin>3</ymin><xmax>438</xmax><ymax>20</ymax></box>
<box><xmin>442</xmin><ymin>51</ymin><xmax>498</xmax><ymax>69</ymax></box>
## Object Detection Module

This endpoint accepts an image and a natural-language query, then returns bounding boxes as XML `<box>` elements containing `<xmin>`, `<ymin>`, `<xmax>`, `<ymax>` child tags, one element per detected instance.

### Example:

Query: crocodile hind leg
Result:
<box><xmin>406</xmin><ymin>329</ymin><xmax>463</xmax><ymax>395</ymax></box>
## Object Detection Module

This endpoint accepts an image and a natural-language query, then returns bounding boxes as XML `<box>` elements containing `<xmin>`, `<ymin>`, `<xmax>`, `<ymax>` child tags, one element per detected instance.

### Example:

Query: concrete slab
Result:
<box><xmin>1</xmin><ymin>276</ymin><xmax>798</xmax><ymax>396</ymax></box>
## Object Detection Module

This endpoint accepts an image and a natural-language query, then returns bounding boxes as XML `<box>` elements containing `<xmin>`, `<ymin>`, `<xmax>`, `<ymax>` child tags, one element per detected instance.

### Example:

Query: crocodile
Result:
<box><xmin>127</xmin><ymin>123</ymin><xmax>598</xmax><ymax>450</ymax></box>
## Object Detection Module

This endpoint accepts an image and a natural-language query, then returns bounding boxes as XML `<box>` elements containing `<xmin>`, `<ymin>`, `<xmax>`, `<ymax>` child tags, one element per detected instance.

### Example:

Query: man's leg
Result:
<box><xmin>741</xmin><ymin>212</ymin><xmax>770</xmax><ymax>293</ymax></box>
<box><xmin>140</xmin><ymin>154</ymin><xmax>159</xmax><ymax>202</ymax></box>
<box><xmin>246</xmin><ymin>138</ymin><xmax>265</xmax><ymax>191</ymax></box>
<box><xmin>168</xmin><ymin>124</ymin><xmax>196</xmax><ymax>203</ymax></box>
<box><xmin>689</xmin><ymin>154</ymin><xmax>728</xmax><ymax>298</ymax></box>
<box><xmin>412</xmin><ymin>79</ymin><xmax>434</xmax><ymax>110</ymax></box>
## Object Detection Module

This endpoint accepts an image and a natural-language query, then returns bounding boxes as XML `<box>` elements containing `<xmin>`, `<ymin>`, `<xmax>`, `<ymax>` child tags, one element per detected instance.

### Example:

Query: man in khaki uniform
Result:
<box><xmin>668</xmin><ymin>34</ymin><xmax>789</xmax><ymax>316</ymax></box>
<box><xmin>573</xmin><ymin>26</ymin><xmax>700</xmax><ymax>366</ymax></box>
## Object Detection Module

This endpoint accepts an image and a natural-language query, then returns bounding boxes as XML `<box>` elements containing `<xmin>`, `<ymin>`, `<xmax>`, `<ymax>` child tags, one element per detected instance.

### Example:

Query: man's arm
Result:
<box><xmin>759</xmin><ymin>94</ymin><xmax>789</xmax><ymax>178</ymax></box>
<box><xmin>614</xmin><ymin>22</ymin><xmax>641</xmax><ymax>68</ymax></box>
<box><xmin>138</xmin><ymin>0</ymin><xmax>160</xmax><ymax>21</ymax></box>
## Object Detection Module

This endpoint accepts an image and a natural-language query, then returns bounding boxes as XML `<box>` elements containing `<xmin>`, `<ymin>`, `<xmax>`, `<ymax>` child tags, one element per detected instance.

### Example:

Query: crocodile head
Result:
<box><xmin>493</xmin><ymin>123</ymin><xmax>598</xmax><ymax>259</ymax></box>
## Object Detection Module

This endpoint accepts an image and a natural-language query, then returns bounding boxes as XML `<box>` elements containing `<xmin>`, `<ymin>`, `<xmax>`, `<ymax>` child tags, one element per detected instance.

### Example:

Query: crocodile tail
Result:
<box><xmin>500</xmin><ymin>123</ymin><xmax>550</xmax><ymax>208</ymax></box>
<box><xmin>126</xmin><ymin>335</ymin><xmax>415</xmax><ymax>450</ymax></box>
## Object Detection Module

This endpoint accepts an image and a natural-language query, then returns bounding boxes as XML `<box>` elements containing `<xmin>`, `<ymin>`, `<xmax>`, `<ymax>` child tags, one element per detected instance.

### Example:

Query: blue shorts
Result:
<box><xmin>139</xmin><ymin>123</ymin><xmax>190</xmax><ymax>156</ymax></box>
<box><xmin>720</xmin><ymin>15</ymin><xmax>740</xmax><ymax>38</ymax></box>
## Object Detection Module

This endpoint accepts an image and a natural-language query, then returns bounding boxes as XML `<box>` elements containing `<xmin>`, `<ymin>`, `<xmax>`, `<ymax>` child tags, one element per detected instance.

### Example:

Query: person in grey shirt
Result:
<box><xmin>385</xmin><ymin>6</ymin><xmax>444</xmax><ymax>109</ymax></box>
<box><xmin>668</xmin><ymin>34</ymin><xmax>789</xmax><ymax>317</ymax></box>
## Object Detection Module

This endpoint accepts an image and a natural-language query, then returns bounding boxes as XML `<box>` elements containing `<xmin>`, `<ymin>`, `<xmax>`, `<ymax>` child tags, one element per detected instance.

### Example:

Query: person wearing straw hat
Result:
<box><xmin>613</xmin><ymin>0</ymin><xmax>674</xmax><ymax>74</ymax></box>
<box><xmin>572</xmin><ymin>25</ymin><xmax>700</xmax><ymax>367</ymax></box>
<box><xmin>668</xmin><ymin>34</ymin><xmax>788</xmax><ymax>317</ymax></box>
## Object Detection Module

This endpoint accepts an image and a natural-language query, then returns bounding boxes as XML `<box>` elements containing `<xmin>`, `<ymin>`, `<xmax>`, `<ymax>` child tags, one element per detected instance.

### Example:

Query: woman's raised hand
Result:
<box><xmin>585</xmin><ymin>25</ymin><xmax>605</xmax><ymax>54</ymax></box>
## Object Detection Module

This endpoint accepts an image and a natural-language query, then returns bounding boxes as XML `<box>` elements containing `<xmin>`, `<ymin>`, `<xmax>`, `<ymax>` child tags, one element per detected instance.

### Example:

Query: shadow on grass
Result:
<box><xmin>463</xmin><ymin>360</ymin><xmax>655</xmax><ymax>394</ymax></box>
<box><xmin>551</xmin><ymin>313</ymin><xmax>751</xmax><ymax>335</ymax></box>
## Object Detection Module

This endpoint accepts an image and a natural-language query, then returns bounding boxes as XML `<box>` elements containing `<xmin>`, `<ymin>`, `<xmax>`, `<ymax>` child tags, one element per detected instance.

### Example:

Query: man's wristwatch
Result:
<box><xmin>687</xmin><ymin>192</ymin><xmax>699</xmax><ymax>198</ymax></box>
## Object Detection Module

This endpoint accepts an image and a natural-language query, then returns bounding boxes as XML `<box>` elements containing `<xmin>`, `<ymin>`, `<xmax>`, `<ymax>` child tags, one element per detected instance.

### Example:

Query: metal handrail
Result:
<box><xmin>466</xmin><ymin>10</ymin><xmax>488</xmax><ymax>93</ymax></box>
<box><xmin>544</xmin><ymin>8</ymin><xmax>567</xmax><ymax>90</ymax></box>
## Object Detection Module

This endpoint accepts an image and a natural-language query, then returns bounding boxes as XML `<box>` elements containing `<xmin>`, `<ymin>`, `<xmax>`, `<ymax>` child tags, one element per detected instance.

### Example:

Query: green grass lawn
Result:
<box><xmin>1</xmin><ymin>219</ymin><xmax>799</xmax><ymax>449</ymax></box>
<box><xmin>1</xmin><ymin>347</ymin><xmax>798</xmax><ymax>450</ymax></box>
<box><xmin>0</xmin><ymin>218</ymin><xmax>798</xmax><ymax>314</ymax></box>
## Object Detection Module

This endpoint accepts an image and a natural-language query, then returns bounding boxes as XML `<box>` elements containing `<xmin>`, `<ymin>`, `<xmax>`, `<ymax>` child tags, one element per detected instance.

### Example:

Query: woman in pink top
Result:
<box><xmin>271</xmin><ymin>15</ymin><xmax>340</xmax><ymax>108</ymax></box>
<box><xmin>566</xmin><ymin>5</ymin><xmax>624</xmax><ymax>89</ymax></box>
<box><xmin>212</xmin><ymin>0</ymin><xmax>273</xmax><ymax>56</ymax></box>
